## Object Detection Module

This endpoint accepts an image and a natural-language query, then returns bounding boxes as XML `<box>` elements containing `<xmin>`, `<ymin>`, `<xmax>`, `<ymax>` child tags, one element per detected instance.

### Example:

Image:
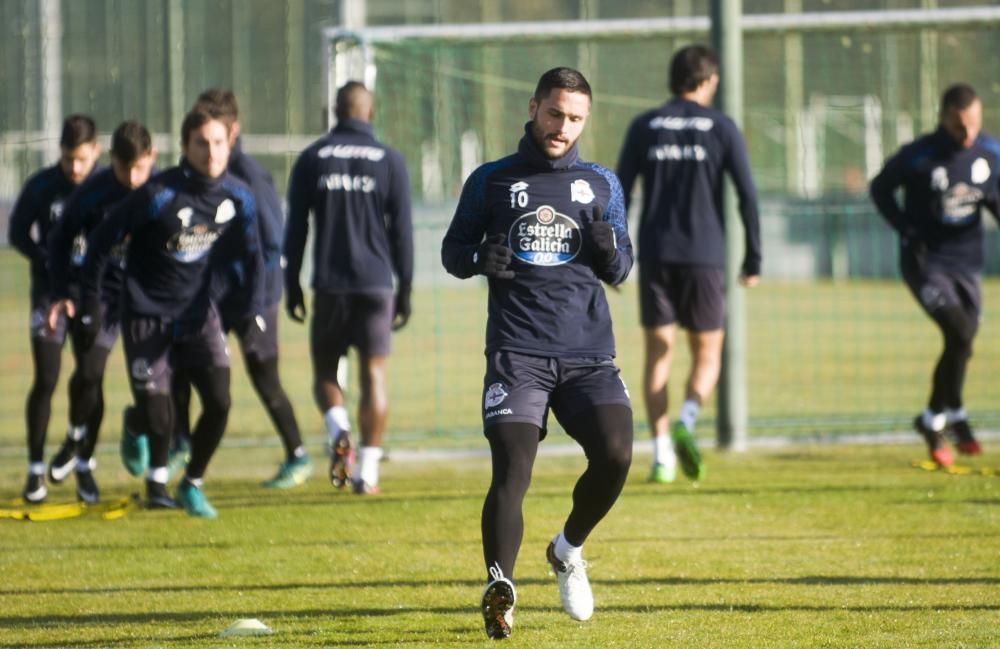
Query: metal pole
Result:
<box><xmin>39</xmin><ymin>0</ymin><xmax>62</xmax><ymax>159</ymax></box>
<box><xmin>165</xmin><ymin>0</ymin><xmax>185</xmax><ymax>158</ymax></box>
<box><xmin>711</xmin><ymin>0</ymin><xmax>748</xmax><ymax>452</ymax></box>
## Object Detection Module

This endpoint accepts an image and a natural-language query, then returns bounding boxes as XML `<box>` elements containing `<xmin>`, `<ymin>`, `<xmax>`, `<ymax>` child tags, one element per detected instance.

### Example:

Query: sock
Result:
<box><xmin>184</xmin><ymin>475</ymin><xmax>204</xmax><ymax>488</ymax></box>
<box><xmin>653</xmin><ymin>433</ymin><xmax>675</xmax><ymax>466</ymax></box>
<box><xmin>292</xmin><ymin>445</ymin><xmax>307</xmax><ymax>459</ymax></box>
<box><xmin>29</xmin><ymin>462</ymin><xmax>45</xmax><ymax>476</ymax></box>
<box><xmin>358</xmin><ymin>446</ymin><xmax>383</xmax><ymax>486</ymax></box>
<box><xmin>68</xmin><ymin>424</ymin><xmax>86</xmax><ymax>441</ymax></box>
<box><xmin>148</xmin><ymin>466</ymin><xmax>169</xmax><ymax>484</ymax></box>
<box><xmin>945</xmin><ymin>407</ymin><xmax>967</xmax><ymax>424</ymax></box>
<box><xmin>553</xmin><ymin>530</ymin><xmax>582</xmax><ymax>565</ymax></box>
<box><xmin>922</xmin><ymin>408</ymin><xmax>946</xmax><ymax>432</ymax></box>
<box><xmin>75</xmin><ymin>458</ymin><xmax>96</xmax><ymax>472</ymax></box>
<box><xmin>323</xmin><ymin>406</ymin><xmax>351</xmax><ymax>439</ymax></box>
<box><xmin>679</xmin><ymin>399</ymin><xmax>701</xmax><ymax>431</ymax></box>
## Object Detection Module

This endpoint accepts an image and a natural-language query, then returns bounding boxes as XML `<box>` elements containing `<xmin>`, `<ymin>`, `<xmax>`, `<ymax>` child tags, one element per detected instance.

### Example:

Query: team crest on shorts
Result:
<box><xmin>509</xmin><ymin>204</ymin><xmax>582</xmax><ymax>266</ymax></box>
<box><xmin>485</xmin><ymin>382</ymin><xmax>509</xmax><ymax>408</ymax></box>
<box><xmin>131</xmin><ymin>358</ymin><xmax>154</xmax><ymax>381</ymax></box>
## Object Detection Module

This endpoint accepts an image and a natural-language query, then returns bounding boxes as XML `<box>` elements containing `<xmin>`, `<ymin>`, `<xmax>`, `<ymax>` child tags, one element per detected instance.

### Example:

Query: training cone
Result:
<box><xmin>219</xmin><ymin>618</ymin><xmax>273</xmax><ymax>637</ymax></box>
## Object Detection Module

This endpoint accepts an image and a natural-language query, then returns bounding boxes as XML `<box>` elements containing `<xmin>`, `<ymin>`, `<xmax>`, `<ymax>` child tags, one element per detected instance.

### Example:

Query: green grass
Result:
<box><xmin>1</xmin><ymin>444</ymin><xmax>998</xmax><ymax>647</ymax></box>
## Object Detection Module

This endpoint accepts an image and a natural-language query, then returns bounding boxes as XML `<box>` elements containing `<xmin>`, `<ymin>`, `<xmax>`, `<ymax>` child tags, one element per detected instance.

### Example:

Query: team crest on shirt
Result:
<box><xmin>930</xmin><ymin>166</ymin><xmax>949</xmax><ymax>192</ymax></box>
<box><xmin>49</xmin><ymin>200</ymin><xmax>65</xmax><ymax>222</ymax></box>
<box><xmin>484</xmin><ymin>382</ymin><xmax>508</xmax><ymax>409</ymax></box>
<box><xmin>509</xmin><ymin>204</ymin><xmax>582</xmax><ymax>266</ymax></box>
<box><xmin>971</xmin><ymin>157</ymin><xmax>990</xmax><ymax>184</ymax></box>
<box><xmin>215</xmin><ymin>199</ymin><xmax>236</xmax><ymax>224</ymax></box>
<box><xmin>570</xmin><ymin>179</ymin><xmax>594</xmax><ymax>204</ymax></box>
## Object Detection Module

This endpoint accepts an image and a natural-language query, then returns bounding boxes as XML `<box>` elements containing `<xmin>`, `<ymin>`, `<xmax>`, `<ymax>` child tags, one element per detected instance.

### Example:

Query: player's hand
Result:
<box><xmin>75</xmin><ymin>294</ymin><xmax>102</xmax><ymax>350</ymax></box>
<box><xmin>286</xmin><ymin>282</ymin><xmax>306</xmax><ymax>323</ymax></box>
<box><xmin>46</xmin><ymin>298</ymin><xmax>75</xmax><ymax>332</ymax></box>
<box><xmin>739</xmin><ymin>273</ymin><xmax>760</xmax><ymax>288</ymax></box>
<box><xmin>473</xmin><ymin>234</ymin><xmax>514</xmax><ymax>279</ymax></box>
<box><xmin>392</xmin><ymin>284</ymin><xmax>412</xmax><ymax>331</ymax></box>
<box><xmin>583</xmin><ymin>205</ymin><xmax>617</xmax><ymax>268</ymax></box>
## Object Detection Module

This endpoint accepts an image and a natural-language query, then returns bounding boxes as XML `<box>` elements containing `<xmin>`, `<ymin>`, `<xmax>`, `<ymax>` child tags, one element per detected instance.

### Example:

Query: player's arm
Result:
<box><xmin>722</xmin><ymin>121</ymin><xmax>762</xmax><ymax>283</ymax></box>
<box><xmin>441</xmin><ymin>166</ymin><xmax>512</xmax><ymax>280</ymax></box>
<box><xmin>585</xmin><ymin>171</ymin><xmax>633</xmax><ymax>287</ymax></box>
<box><xmin>615</xmin><ymin>117</ymin><xmax>644</xmax><ymax>214</ymax></box>
<box><xmin>45</xmin><ymin>190</ymin><xmax>90</xmax><ymax>327</ymax></box>
<box><xmin>869</xmin><ymin>147</ymin><xmax>911</xmax><ymax>236</ymax></box>
<box><xmin>252</xmin><ymin>169</ymin><xmax>284</xmax><ymax>301</ymax></box>
<box><xmin>283</xmin><ymin>150</ymin><xmax>313</xmax><ymax>322</ymax></box>
<box><xmin>385</xmin><ymin>150</ymin><xmax>415</xmax><ymax>329</ymax></box>
<box><xmin>7</xmin><ymin>181</ymin><xmax>46</xmax><ymax>267</ymax></box>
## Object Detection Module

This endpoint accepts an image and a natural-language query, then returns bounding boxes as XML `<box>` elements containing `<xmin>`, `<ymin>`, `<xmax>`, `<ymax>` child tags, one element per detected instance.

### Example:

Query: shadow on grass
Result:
<box><xmin>3</xmin><ymin>573</ymin><xmax>999</xmax><ymax>598</ymax></box>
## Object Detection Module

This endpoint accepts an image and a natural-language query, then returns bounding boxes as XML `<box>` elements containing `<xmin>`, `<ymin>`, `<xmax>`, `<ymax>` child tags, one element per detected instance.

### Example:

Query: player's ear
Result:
<box><xmin>528</xmin><ymin>96</ymin><xmax>538</xmax><ymax>119</ymax></box>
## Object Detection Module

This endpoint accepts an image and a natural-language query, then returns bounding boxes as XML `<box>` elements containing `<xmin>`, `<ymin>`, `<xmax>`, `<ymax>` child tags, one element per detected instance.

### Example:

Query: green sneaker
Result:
<box><xmin>177</xmin><ymin>479</ymin><xmax>218</xmax><ymax>519</ymax></box>
<box><xmin>120</xmin><ymin>408</ymin><xmax>149</xmax><ymax>477</ymax></box>
<box><xmin>167</xmin><ymin>438</ymin><xmax>192</xmax><ymax>480</ymax></box>
<box><xmin>648</xmin><ymin>462</ymin><xmax>676</xmax><ymax>484</ymax></box>
<box><xmin>671</xmin><ymin>421</ymin><xmax>706</xmax><ymax>481</ymax></box>
<box><xmin>262</xmin><ymin>455</ymin><xmax>314</xmax><ymax>489</ymax></box>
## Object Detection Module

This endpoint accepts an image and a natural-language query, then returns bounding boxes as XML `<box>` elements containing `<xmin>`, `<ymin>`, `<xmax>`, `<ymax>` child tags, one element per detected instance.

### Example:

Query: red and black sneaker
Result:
<box><xmin>329</xmin><ymin>430</ymin><xmax>355</xmax><ymax>489</ymax></box>
<box><xmin>947</xmin><ymin>420</ymin><xmax>982</xmax><ymax>456</ymax></box>
<box><xmin>913</xmin><ymin>415</ymin><xmax>954</xmax><ymax>467</ymax></box>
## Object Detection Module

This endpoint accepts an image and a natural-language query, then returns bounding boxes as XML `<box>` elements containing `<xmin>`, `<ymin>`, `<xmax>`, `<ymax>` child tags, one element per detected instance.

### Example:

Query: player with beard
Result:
<box><xmin>442</xmin><ymin>67</ymin><xmax>634</xmax><ymax>639</ymax></box>
<box><xmin>8</xmin><ymin>115</ymin><xmax>101</xmax><ymax>503</ymax></box>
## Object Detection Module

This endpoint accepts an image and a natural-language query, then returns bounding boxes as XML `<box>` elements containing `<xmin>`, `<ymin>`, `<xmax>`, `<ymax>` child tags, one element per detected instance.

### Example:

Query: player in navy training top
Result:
<box><xmin>44</xmin><ymin>121</ymin><xmax>157</xmax><ymax>504</ymax></box>
<box><xmin>7</xmin><ymin>115</ymin><xmax>101</xmax><ymax>503</ymax></box>
<box><xmin>870</xmin><ymin>83</ymin><xmax>1000</xmax><ymax>466</ymax></box>
<box><xmin>81</xmin><ymin>109</ymin><xmax>264</xmax><ymax>518</ymax></box>
<box><xmin>167</xmin><ymin>89</ymin><xmax>310</xmax><ymax>490</ymax></box>
<box><xmin>285</xmin><ymin>82</ymin><xmax>413</xmax><ymax>495</ymax></box>
<box><xmin>617</xmin><ymin>44</ymin><xmax>761</xmax><ymax>485</ymax></box>
<box><xmin>442</xmin><ymin>67</ymin><xmax>634</xmax><ymax>639</ymax></box>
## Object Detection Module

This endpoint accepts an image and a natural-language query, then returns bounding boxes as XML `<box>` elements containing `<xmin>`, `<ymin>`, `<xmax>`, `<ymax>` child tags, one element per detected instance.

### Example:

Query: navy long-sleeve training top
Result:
<box><xmin>442</xmin><ymin>124</ymin><xmax>633</xmax><ymax>358</ymax></box>
<box><xmin>82</xmin><ymin>161</ymin><xmax>263</xmax><ymax>323</ymax></box>
<box><xmin>617</xmin><ymin>98</ymin><xmax>761</xmax><ymax>276</ymax></box>
<box><xmin>218</xmin><ymin>138</ymin><xmax>283</xmax><ymax>314</ymax></box>
<box><xmin>48</xmin><ymin>167</ymin><xmax>140</xmax><ymax>305</ymax></box>
<box><xmin>284</xmin><ymin>118</ymin><xmax>413</xmax><ymax>294</ymax></box>
<box><xmin>870</xmin><ymin>128</ymin><xmax>1000</xmax><ymax>273</ymax></box>
<box><xmin>8</xmin><ymin>163</ymin><xmax>100</xmax><ymax>304</ymax></box>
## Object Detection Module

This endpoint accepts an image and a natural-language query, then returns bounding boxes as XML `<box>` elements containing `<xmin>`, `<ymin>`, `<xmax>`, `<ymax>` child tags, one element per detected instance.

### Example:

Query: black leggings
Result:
<box><xmin>481</xmin><ymin>404</ymin><xmax>633</xmax><ymax>580</ymax></box>
<box><xmin>26</xmin><ymin>339</ymin><xmax>62</xmax><ymax>463</ymax></box>
<box><xmin>929</xmin><ymin>305</ymin><xmax>978</xmax><ymax>412</ymax></box>
<box><xmin>67</xmin><ymin>332</ymin><xmax>112</xmax><ymax>461</ymax></box>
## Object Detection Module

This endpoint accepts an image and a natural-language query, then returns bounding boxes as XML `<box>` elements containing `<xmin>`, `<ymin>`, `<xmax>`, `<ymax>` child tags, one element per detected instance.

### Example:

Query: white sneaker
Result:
<box><xmin>546</xmin><ymin>540</ymin><xmax>593</xmax><ymax>621</ymax></box>
<box><xmin>480</xmin><ymin>563</ymin><xmax>516</xmax><ymax>639</ymax></box>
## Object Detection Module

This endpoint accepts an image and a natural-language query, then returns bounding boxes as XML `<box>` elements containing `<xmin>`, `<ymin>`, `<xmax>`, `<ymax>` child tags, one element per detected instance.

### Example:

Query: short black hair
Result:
<box><xmin>533</xmin><ymin>67</ymin><xmax>592</xmax><ymax>103</ymax></box>
<box><xmin>181</xmin><ymin>109</ymin><xmax>227</xmax><ymax>145</ymax></box>
<box><xmin>193</xmin><ymin>88</ymin><xmax>240</xmax><ymax>126</ymax></box>
<box><xmin>110</xmin><ymin>121</ymin><xmax>153</xmax><ymax>164</ymax></box>
<box><xmin>669</xmin><ymin>44</ymin><xmax>719</xmax><ymax>96</ymax></box>
<box><xmin>60</xmin><ymin>114</ymin><xmax>97</xmax><ymax>149</ymax></box>
<box><xmin>334</xmin><ymin>81</ymin><xmax>372</xmax><ymax>121</ymax></box>
<box><xmin>940</xmin><ymin>83</ymin><xmax>978</xmax><ymax>114</ymax></box>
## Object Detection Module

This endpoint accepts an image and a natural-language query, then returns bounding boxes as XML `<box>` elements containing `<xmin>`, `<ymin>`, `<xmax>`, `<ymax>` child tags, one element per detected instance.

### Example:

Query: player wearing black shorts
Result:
<box><xmin>45</xmin><ymin>121</ymin><xmax>157</xmax><ymax>503</ymax></box>
<box><xmin>81</xmin><ymin>109</ymin><xmax>264</xmax><ymax>518</ymax></box>
<box><xmin>870</xmin><ymin>83</ymin><xmax>1000</xmax><ymax>466</ymax></box>
<box><xmin>285</xmin><ymin>82</ymin><xmax>413</xmax><ymax>495</ymax></box>
<box><xmin>442</xmin><ymin>67</ymin><xmax>634</xmax><ymax>639</ymax></box>
<box><xmin>617</xmin><ymin>45</ymin><xmax>761</xmax><ymax>484</ymax></box>
<box><xmin>168</xmin><ymin>89</ymin><xmax>310</xmax><ymax>489</ymax></box>
<box><xmin>7</xmin><ymin>115</ymin><xmax>101</xmax><ymax>503</ymax></box>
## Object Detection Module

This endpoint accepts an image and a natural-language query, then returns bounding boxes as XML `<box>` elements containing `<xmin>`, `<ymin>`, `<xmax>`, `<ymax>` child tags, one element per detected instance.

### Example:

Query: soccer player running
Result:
<box><xmin>81</xmin><ymin>109</ymin><xmax>264</xmax><ymax>518</ymax></box>
<box><xmin>44</xmin><ymin>121</ymin><xmax>157</xmax><ymax>503</ymax></box>
<box><xmin>8</xmin><ymin>115</ymin><xmax>101</xmax><ymax>503</ymax></box>
<box><xmin>870</xmin><ymin>83</ymin><xmax>999</xmax><ymax>466</ymax></box>
<box><xmin>284</xmin><ymin>82</ymin><xmax>413</xmax><ymax>495</ymax></box>
<box><xmin>168</xmin><ymin>89</ymin><xmax>311</xmax><ymax>489</ymax></box>
<box><xmin>616</xmin><ymin>44</ymin><xmax>761</xmax><ymax>484</ymax></box>
<box><xmin>442</xmin><ymin>67</ymin><xmax>634</xmax><ymax>640</ymax></box>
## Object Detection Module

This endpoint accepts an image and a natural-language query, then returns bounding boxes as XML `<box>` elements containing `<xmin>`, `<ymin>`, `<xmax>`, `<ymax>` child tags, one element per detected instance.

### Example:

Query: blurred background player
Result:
<box><xmin>167</xmin><ymin>88</ymin><xmax>311</xmax><ymax>489</ymax></box>
<box><xmin>870</xmin><ymin>83</ymin><xmax>999</xmax><ymax>466</ymax></box>
<box><xmin>45</xmin><ymin>121</ymin><xmax>157</xmax><ymax>503</ymax></box>
<box><xmin>7</xmin><ymin>115</ymin><xmax>101</xmax><ymax>503</ymax></box>
<box><xmin>616</xmin><ymin>44</ymin><xmax>761</xmax><ymax>484</ymax></box>
<box><xmin>81</xmin><ymin>109</ymin><xmax>264</xmax><ymax>518</ymax></box>
<box><xmin>284</xmin><ymin>81</ymin><xmax>413</xmax><ymax>495</ymax></box>
<box><xmin>442</xmin><ymin>67</ymin><xmax>634</xmax><ymax>639</ymax></box>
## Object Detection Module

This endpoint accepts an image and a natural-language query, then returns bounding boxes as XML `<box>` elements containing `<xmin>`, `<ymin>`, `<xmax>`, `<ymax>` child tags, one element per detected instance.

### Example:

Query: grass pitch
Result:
<box><xmin>1</xmin><ymin>443</ymin><xmax>997</xmax><ymax>648</ymax></box>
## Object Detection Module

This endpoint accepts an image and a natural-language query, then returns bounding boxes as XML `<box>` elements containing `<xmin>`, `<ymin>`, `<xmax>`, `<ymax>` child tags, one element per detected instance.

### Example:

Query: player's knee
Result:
<box><xmin>144</xmin><ymin>395</ymin><xmax>175</xmax><ymax>438</ymax></box>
